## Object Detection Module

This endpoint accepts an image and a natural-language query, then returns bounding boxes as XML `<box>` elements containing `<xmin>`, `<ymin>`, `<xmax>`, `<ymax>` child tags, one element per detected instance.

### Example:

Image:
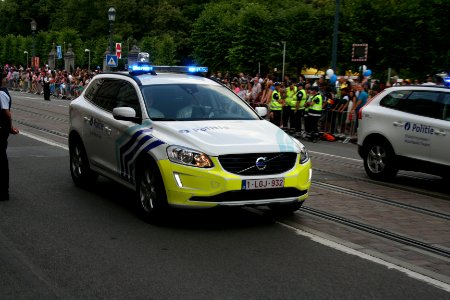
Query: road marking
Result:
<box><xmin>309</xmin><ymin>150</ymin><xmax>362</xmax><ymax>163</ymax></box>
<box><xmin>20</xmin><ymin>131</ymin><xmax>68</xmax><ymax>150</ymax></box>
<box><xmin>278</xmin><ymin>221</ymin><xmax>450</xmax><ymax>292</ymax></box>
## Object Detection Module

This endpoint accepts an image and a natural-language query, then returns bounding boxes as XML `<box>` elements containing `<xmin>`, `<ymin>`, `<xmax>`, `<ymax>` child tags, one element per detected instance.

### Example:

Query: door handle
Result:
<box><xmin>434</xmin><ymin>129</ymin><xmax>446</xmax><ymax>136</ymax></box>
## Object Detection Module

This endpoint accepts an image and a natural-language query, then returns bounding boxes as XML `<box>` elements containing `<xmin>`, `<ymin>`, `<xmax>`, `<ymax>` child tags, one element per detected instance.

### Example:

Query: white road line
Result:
<box><xmin>309</xmin><ymin>150</ymin><xmax>362</xmax><ymax>162</ymax></box>
<box><xmin>278</xmin><ymin>221</ymin><xmax>450</xmax><ymax>292</ymax></box>
<box><xmin>19</xmin><ymin>131</ymin><xmax>68</xmax><ymax>150</ymax></box>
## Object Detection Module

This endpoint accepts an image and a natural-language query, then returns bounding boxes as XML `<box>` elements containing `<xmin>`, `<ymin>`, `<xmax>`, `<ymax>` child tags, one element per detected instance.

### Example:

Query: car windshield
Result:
<box><xmin>141</xmin><ymin>84</ymin><xmax>260</xmax><ymax>121</ymax></box>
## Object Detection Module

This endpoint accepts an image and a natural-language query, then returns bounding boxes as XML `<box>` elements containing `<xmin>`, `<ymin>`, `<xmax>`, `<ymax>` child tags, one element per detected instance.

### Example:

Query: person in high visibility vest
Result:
<box><xmin>305</xmin><ymin>86</ymin><xmax>323</xmax><ymax>139</ymax></box>
<box><xmin>293</xmin><ymin>82</ymin><xmax>307</xmax><ymax>136</ymax></box>
<box><xmin>269</xmin><ymin>82</ymin><xmax>283</xmax><ymax>126</ymax></box>
<box><xmin>283</xmin><ymin>81</ymin><xmax>297</xmax><ymax>131</ymax></box>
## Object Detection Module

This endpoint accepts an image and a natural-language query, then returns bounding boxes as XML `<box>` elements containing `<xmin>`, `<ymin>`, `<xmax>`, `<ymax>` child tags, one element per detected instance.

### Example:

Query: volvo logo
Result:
<box><xmin>255</xmin><ymin>157</ymin><xmax>267</xmax><ymax>171</ymax></box>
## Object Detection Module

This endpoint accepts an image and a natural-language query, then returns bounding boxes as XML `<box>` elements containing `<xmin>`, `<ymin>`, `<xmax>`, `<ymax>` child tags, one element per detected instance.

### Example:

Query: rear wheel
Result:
<box><xmin>69</xmin><ymin>138</ymin><xmax>98</xmax><ymax>188</ymax></box>
<box><xmin>363</xmin><ymin>140</ymin><xmax>398</xmax><ymax>180</ymax></box>
<box><xmin>269</xmin><ymin>201</ymin><xmax>303</xmax><ymax>215</ymax></box>
<box><xmin>136</xmin><ymin>161</ymin><xmax>168</xmax><ymax>222</ymax></box>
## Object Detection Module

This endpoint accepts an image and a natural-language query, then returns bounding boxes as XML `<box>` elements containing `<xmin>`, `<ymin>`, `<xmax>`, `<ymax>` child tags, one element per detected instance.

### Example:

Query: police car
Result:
<box><xmin>69</xmin><ymin>54</ymin><xmax>312</xmax><ymax>221</ymax></box>
<box><xmin>357</xmin><ymin>85</ymin><xmax>450</xmax><ymax>180</ymax></box>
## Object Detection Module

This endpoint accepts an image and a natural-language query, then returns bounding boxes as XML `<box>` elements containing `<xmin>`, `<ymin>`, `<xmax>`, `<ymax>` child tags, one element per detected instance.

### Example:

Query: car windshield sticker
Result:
<box><xmin>178</xmin><ymin>126</ymin><xmax>230</xmax><ymax>134</ymax></box>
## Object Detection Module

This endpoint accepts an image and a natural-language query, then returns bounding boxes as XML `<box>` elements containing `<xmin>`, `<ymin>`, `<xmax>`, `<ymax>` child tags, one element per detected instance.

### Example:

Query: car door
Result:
<box><xmin>378</xmin><ymin>90</ymin><xmax>431</xmax><ymax>161</ymax></box>
<box><xmin>84</xmin><ymin>78</ymin><xmax>141</xmax><ymax>178</ymax></box>
<box><xmin>82</xmin><ymin>78</ymin><xmax>119</xmax><ymax>174</ymax></box>
<box><xmin>105</xmin><ymin>80</ymin><xmax>144</xmax><ymax>183</ymax></box>
<box><xmin>429</xmin><ymin>92</ymin><xmax>450</xmax><ymax>166</ymax></box>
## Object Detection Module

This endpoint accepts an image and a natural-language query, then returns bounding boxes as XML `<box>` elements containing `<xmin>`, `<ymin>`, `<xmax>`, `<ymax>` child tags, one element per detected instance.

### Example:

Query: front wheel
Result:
<box><xmin>363</xmin><ymin>140</ymin><xmax>398</xmax><ymax>181</ymax></box>
<box><xmin>69</xmin><ymin>138</ymin><xmax>98</xmax><ymax>188</ymax></box>
<box><xmin>136</xmin><ymin>162</ymin><xmax>168</xmax><ymax>222</ymax></box>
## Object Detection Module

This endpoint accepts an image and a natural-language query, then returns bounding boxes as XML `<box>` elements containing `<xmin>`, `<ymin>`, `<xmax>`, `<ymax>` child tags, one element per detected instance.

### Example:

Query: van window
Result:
<box><xmin>380</xmin><ymin>90</ymin><xmax>410</xmax><ymax>108</ymax></box>
<box><xmin>381</xmin><ymin>90</ymin><xmax>447</xmax><ymax>120</ymax></box>
<box><xmin>400</xmin><ymin>91</ymin><xmax>442</xmax><ymax>119</ymax></box>
<box><xmin>442</xmin><ymin>93</ymin><xmax>450</xmax><ymax>121</ymax></box>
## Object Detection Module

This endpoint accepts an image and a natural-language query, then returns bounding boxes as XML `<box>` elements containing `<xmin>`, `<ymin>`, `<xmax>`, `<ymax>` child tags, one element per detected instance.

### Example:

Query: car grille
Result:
<box><xmin>218</xmin><ymin>152</ymin><xmax>297</xmax><ymax>176</ymax></box>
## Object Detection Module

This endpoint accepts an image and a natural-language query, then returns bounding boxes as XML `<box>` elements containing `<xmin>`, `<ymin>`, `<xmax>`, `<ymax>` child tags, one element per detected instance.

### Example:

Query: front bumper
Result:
<box><xmin>158</xmin><ymin>156</ymin><xmax>312</xmax><ymax>208</ymax></box>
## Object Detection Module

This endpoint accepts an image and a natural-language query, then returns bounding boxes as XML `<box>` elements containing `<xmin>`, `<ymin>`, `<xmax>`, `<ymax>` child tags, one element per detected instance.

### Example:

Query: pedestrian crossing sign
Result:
<box><xmin>106</xmin><ymin>55</ymin><xmax>118</xmax><ymax>67</ymax></box>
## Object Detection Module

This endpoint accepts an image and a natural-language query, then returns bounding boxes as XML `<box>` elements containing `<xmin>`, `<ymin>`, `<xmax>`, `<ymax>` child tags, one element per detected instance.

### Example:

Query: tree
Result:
<box><xmin>227</xmin><ymin>3</ymin><xmax>274</xmax><ymax>75</ymax></box>
<box><xmin>0</xmin><ymin>0</ymin><xmax>448</xmax><ymax>80</ymax></box>
<box><xmin>191</xmin><ymin>2</ymin><xmax>235</xmax><ymax>72</ymax></box>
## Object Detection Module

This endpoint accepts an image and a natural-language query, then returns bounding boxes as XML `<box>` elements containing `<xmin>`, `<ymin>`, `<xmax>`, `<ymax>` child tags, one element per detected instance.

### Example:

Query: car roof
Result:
<box><xmin>96</xmin><ymin>71</ymin><xmax>220</xmax><ymax>87</ymax></box>
<box><xmin>383</xmin><ymin>85</ymin><xmax>449</xmax><ymax>92</ymax></box>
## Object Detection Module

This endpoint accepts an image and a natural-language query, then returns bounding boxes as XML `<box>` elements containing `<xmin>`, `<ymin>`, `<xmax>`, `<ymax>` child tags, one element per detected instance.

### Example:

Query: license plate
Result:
<box><xmin>242</xmin><ymin>178</ymin><xmax>284</xmax><ymax>190</ymax></box>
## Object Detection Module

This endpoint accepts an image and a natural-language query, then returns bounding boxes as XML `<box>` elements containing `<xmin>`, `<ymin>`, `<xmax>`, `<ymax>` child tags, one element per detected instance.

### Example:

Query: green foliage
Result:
<box><xmin>140</xmin><ymin>34</ymin><xmax>178</xmax><ymax>65</ymax></box>
<box><xmin>0</xmin><ymin>0</ymin><xmax>448</xmax><ymax>80</ymax></box>
<box><xmin>191</xmin><ymin>2</ymin><xmax>235</xmax><ymax>71</ymax></box>
<box><xmin>227</xmin><ymin>3</ymin><xmax>274</xmax><ymax>74</ymax></box>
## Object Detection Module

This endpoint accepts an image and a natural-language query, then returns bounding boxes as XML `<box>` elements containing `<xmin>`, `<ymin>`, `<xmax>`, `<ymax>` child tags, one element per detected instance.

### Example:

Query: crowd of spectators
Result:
<box><xmin>210</xmin><ymin>71</ymin><xmax>447</xmax><ymax>141</ymax></box>
<box><xmin>2</xmin><ymin>63</ymin><xmax>447</xmax><ymax>142</ymax></box>
<box><xmin>1</xmin><ymin>64</ymin><xmax>96</xmax><ymax>100</ymax></box>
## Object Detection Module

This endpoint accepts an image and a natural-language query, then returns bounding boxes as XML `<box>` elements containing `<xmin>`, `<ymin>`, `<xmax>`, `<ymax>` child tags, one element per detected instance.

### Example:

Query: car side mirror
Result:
<box><xmin>113</xmin><ymin>107</ymin><xmax>141</xmax><ymax>124</ymax></box>
<box><xmin>255</xmin><ymin>106</ymin><xmax>267</xmax><ymax>117</ymax></box>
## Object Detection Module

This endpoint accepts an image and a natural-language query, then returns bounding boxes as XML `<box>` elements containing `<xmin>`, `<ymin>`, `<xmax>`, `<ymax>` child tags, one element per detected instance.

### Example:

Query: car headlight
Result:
<box><xmin>167</xmin><ymin>146</ymin><xmax>213</xmax><ymax>168</ymax></box>
<box><xmin>299</xmin><ymin>145</ymin><xmax>310</xmax><ymax>164</ymax></box>
<box><xmin>290</xmin><ymin>136</ymin><xmax>310</xmax><ymax>164</ymax></box>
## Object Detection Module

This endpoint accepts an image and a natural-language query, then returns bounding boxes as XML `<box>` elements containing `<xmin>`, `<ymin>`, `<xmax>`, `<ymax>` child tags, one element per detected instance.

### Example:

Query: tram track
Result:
<box><xmin>12</xmin><ymin>95</ymin><xmax>70</xmax><ymax>139</ymax></box>
<box><xmin>312</xmin><ymin>181</ymin><xmax>450</xmax><ymax>220</ymax></box>
<box><xmin>310</xmin><ymin>152</ymin><xmax>450</xmax><ymax>201</ymax></box>
<box><xmin>13</xmin><ymin>104</ymin><xmax>69</xmax><ymax>123</ymax></box>
<box><xmin>299</xmin><ymin>206</ymin><xmax>450</xmax><ymax>259</ymax></box>
<box><xmin>13</xmin><ymin>119</ymin><xmax>68</xmax><ymax>138</ymax></box>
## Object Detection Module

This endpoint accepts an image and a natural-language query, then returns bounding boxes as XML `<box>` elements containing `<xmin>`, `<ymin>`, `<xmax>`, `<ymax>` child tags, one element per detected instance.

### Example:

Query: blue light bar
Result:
<box><xmin>128</xmin><ymin>64</ymin><xmax>208</xmax><ymax>75</ymax></box>
<box><xmin>128</xmin><ymin>62</ymin><xmax>154</xmax><ymax>75</ymax></box>
<box><xmin>443</xmin><ymin>77</ymin><xmax>450</xmax><ymax>87</ymax></box>
<box><xmin>188</xmin><ymin>66</ymin><xmax>208</xmax><ymax>73</ymax></box>
<box><xmin>129</xmin><ymin>64</ymin><xmax>153</xmax><ymax>72</ymax></box>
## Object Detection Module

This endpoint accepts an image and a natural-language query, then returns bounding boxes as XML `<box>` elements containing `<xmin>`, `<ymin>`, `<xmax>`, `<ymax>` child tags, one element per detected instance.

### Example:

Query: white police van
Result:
<box><xmin>357</xmin><ymin>85</ymin><xmax>450</xmax><ymax>180</ymax></box>
<box><xmin>69</xmin><ymin>54</ymin><xmax>312</xmax><ymax>221</ymax></box>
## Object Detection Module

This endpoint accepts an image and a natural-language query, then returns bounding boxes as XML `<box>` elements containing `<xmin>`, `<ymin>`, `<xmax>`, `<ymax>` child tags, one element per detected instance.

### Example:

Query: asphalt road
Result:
<box><xmin>0</xmin><ymin>133</ymin><xmax>449</xmax><ymax>299</ymax></box>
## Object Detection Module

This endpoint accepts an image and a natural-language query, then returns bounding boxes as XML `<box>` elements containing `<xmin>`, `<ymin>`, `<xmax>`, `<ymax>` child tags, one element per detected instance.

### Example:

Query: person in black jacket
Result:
<box><xmin>0</xmin><ymin>71</ymin><xmax>19</xmax><ymax>201</ymax></box>
<box><xmin>43</xmin><ymin>72</ymin><xmax>51</xmax><ymax>100</ymax></box>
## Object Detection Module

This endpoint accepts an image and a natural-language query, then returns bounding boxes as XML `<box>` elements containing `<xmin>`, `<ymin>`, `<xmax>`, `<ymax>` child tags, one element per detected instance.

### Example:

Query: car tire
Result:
<box><xmin>363</xmin><ymin>140</ymin><xmax>398</xmax><ymax>181</ymax></box>
<box><xmin>269</xmin><ymin>201</ymin><xmax>303</xmax><ymax>215</ymax></box>
<box><xmin>69</xmin><ymin>138</ymin><xmax>98</xmax><ymax>188</ymax></box>
<box><xmin>136</xmin><ymin>160</ymin><xmax>169</xmax><ymax>222</ymax></box>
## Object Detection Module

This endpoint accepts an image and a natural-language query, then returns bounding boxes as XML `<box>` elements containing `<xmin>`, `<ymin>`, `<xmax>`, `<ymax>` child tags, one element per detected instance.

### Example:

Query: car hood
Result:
<box><xmin>152</xmin><ymin>120</ymin><xmax>299</xmax><ymax>156</ymax></box>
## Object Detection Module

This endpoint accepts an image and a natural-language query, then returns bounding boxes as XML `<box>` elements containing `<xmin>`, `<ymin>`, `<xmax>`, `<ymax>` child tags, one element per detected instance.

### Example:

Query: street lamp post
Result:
<box><xmin>108</xmin><ymin>7</ymin><xmax>116</xmax><ymax>54</ymax></box>
<box><xmin>30</xmin><ymin>19</ymin><xmax>37</xmax><ymax>70</ymax></box>
<box><xmin>281</xmin><ymin>41</ymin><xmax>286</xmax><ymax>82</ymax></box>
<box><xmin>105</xmin><ymin>7</ymin><xmax>116</xmax><ymax>71</ymax></box>
<box><xmin>331</xmin><ymin>0</ymin><xmax>340</xmax><ymax>71</ymax></box>
<box><xmin>24</xmin><ymin>51</ymin><xmax>28</xmax><ymax>68</ymax></box>
<box><xmin>85</xmin><ymin>49</ymin><xmax>91</xmax><ymax>72</ymax></box>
